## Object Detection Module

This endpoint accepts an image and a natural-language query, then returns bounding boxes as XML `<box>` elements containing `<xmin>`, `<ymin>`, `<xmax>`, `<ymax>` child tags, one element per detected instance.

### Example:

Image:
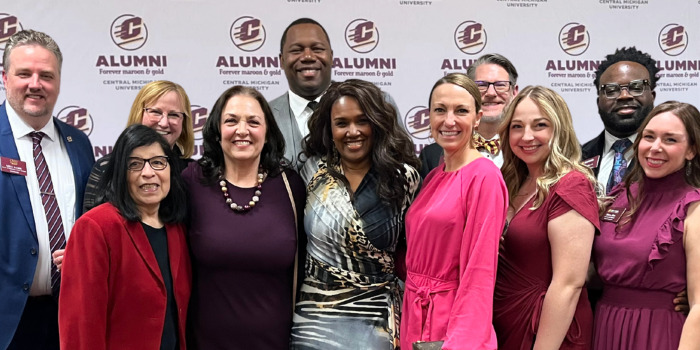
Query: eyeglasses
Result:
<box><xmin>143</xmin><ymin>108</ymin><xmax>186</xmax><ymax>122</ymax></box>
<box><xmin>474</xmin><ymin>81</ymin><xmax>512</xmax><ymax>93</ymax></box>
<box><xmin>599</xmin><ymin>79</ymin><xmax>650</xmax><ymax>99</ymax></box>
<box><xmin>127</xmin><ymin>156</ymin><xmax>169</xmax><ymax>171</ymax></box>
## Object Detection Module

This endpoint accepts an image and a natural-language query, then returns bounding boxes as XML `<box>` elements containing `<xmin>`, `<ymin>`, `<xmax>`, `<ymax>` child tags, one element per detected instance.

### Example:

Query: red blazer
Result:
<box><xmin>59</xmin><ymin>203</ymin><xmax>192</xmax><ymax>350</ymax></box>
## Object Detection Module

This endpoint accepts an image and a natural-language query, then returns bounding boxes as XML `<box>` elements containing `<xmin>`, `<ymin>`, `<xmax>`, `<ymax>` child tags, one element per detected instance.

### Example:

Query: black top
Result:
<box><xmin>141</xmin><ymin>223</ymin><xmax>178</xmax><ymax>350</ymax></box>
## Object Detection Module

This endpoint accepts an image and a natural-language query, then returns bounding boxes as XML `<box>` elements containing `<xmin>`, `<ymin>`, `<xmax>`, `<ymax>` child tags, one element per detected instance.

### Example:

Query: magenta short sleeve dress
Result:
<box><xmin>593</xmin><ymin>170</ymin><xmax>700</xmax><ymax>349</ymax></box>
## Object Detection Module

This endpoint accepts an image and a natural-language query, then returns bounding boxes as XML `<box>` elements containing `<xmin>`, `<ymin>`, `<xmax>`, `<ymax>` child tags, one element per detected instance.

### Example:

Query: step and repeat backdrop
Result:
<box><xmin>1</xmin><ymin>0</ymin><xmax>698</xmax><ymax>158</ymax></box>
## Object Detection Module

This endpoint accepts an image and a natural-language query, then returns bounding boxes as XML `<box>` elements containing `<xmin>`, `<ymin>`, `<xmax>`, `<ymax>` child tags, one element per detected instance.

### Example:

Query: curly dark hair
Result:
<box><xmin>303</xmin><ymin>79</ymin><xmax>419</xmax><ymax>209</ymax></box>
<box><xmin>199</xmin><ymin>86</ymin><xmax>287</xmax><ymax>184</ymax></box>
<box><xmin>593</xmin><ymin>47</ymin><xmax>660</xmax><ymax>90</ymax></box>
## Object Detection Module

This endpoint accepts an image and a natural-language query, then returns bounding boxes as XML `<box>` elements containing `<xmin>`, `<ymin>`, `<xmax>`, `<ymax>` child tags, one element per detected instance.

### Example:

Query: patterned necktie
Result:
<box><xmin>31</xmin><ymin>132</ymin><xmax>66</xmax><ymax>296</ymax></box>
<box><xmin>473</xmin><ymin>133</ymin><xmax>500</xmax><ymax>156</ymax></box>
<box><xmin>307</xmin><ymin>101</ymin><xmax>318</xmax><ymax>111</ymax></box>
<box><xmin>606</xmin><ymin>138</ymin><xmax>632</xmax><ymax>194</ymax></box>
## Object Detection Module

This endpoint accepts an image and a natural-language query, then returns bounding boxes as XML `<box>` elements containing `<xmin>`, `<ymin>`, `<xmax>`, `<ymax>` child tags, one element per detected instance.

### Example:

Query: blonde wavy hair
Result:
<box><xmin>499</xmin><ymin>85</ymin><xmax>603</xmax><ymax>213</ymax></box>
<box><xmin>126</xmin><ymin>80</ymin><xmax>194</xmax><ymax>158</ymax></box>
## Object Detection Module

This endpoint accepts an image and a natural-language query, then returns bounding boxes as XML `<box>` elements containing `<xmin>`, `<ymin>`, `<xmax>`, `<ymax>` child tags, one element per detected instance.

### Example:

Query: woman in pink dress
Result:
<box><xmin>593</xmin><ymin>101</ymin><xmax>700</xmax><ymax>349</ymax></box>
<box><xmin>402</xmin><ymin>73</ymin><xmax>508</xmax><ymax>350</ymax></box>
<box><xmin>493</xmin><ymin>86</ymin><xmax>601</xmax><ymax>349</ymax></box>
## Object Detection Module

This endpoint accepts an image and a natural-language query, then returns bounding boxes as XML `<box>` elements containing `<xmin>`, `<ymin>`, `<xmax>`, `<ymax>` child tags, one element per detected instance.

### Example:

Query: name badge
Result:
<box><xmin>582</xmin><ymin>155</ymin><xmax>600</xmax><ymax>169</ymax></box>
<box><xmin>1</xmin><ymin>156</ymin><xmax>28</xmax><ymax>176</ymax></box>
<box><xmin>602</xmin><ymin>206</ymin><xmax>626</xmax><ymax>223</ymax></box>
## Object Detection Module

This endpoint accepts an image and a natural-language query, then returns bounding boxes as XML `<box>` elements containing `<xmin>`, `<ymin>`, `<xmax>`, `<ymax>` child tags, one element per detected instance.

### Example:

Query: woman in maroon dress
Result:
<box><xmin>593</xmin><ymin>101</ymin><xmax>700</xmax><ymax>349</ymax></box>
<box><xmin>494</xmin><ymin>85</ymin><xmax>601</xmax><ymax>349</ymax></box>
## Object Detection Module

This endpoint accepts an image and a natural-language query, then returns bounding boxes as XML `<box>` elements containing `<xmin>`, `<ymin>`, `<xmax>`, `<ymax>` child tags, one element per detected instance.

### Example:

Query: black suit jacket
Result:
<box><xmin>581</xmin><ymin>131</ymin><xmax>606</xmax><ymax>177</ymax></box>
<box><xmin>581</xmin><ymin>131</ymin><xmax>636</xmax><ymax>180</ymax></box>
<box><xmin>418</xmin><ymin>142</ymin><xmax>443</xmax><ymax>179</ymax></box>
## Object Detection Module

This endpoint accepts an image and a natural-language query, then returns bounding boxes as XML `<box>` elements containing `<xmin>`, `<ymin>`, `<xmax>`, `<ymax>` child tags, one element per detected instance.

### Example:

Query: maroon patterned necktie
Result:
<box><xmin>31</xmin><ymin>131</ymin><xmax>66</xmax><ymax>296</ymax></box>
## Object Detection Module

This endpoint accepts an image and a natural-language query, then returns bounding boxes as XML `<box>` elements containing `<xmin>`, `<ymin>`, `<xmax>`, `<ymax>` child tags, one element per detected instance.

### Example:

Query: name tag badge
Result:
<box><xmin>582</xmin><ymin>155</ymin><xmax>600</xmax><ymax>169</ymax></box>
<box><xmin>1</xmin><ymin>156</ymin><xmax>28</xmax><ymax>176</ymax></box>
<box><xmin>602</xmin><ymin>206</ymin><xmax>626</xmax><ymax>223</ymax></box>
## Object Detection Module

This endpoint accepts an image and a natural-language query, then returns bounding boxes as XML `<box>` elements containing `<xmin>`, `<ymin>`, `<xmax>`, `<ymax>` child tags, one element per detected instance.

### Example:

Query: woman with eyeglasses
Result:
<box><xmin>592</xmin><ymin>101</ymin><xmax>700</xmax><ymax>350</ymax></box>
<box><xmin>59</xmin><ymin>125</ymin><xmax>191</xmax><ymax>349</ymax></box>
<box><xmin>81</xmin><ymin>80</ymin><xmax>194</xmax><ymax>212</ymax></box>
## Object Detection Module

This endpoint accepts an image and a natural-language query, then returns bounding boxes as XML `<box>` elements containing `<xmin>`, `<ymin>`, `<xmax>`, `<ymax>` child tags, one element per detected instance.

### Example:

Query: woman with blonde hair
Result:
<box><xmin>493</xmin><ymin>85</ymin><xmax>601</xmax><ymax>349</ymax></box>
<box><xmin>82</xmin><ymin>80</ymin><xmax>194</xmax><ymax>212</ymax></box>
<box><xmin>593</xmin><ymin>101</ymin><xmax>700</xmax><ymax>349</ymax></box>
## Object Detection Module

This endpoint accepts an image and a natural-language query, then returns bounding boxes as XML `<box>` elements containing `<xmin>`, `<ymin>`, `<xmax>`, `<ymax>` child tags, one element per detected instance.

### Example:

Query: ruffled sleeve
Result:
<box><xmin>648</xmin><ymin>189</ymin><xmax>700</xmax><ymax>268</ymax></box>
<box><xmin>547</xmin><ymin>171</ymin><xmax>600</xmax><ymax>231</ymax></box>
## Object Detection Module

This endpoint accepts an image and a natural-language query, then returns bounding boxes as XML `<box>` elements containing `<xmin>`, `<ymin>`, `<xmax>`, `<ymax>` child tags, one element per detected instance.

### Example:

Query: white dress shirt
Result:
<box><xmin>7</xmin><ymin>105</ymin><xmax>76</xmax><ymax>296</ymax></box>
<box><xmin>596</xmin><ymin>131</ymin><xmax>636</xmax><ymax>193</ymax></box>
<box><xmin>288</xmin><ymin>90</ymin><xmax>321</xmax><ymax>137</ymax></box>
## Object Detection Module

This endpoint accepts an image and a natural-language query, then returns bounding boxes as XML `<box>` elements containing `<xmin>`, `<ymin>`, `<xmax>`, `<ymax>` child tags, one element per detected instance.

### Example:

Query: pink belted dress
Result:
<box><xmin>402</xmin><ymin>158</ymin><xmax>508</xmax><ymax>350</ymax></box>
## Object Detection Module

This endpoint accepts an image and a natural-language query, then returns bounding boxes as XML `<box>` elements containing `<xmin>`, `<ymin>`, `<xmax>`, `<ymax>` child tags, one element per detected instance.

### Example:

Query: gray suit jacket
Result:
<box><xmin>269</xmin><ymin>91</ymin><xmax>402</xmax><ymax>170</ymax></box>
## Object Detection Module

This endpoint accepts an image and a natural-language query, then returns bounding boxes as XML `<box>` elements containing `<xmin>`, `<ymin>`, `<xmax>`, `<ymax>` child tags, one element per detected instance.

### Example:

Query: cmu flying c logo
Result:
<box><xmin>110</xmin><ymin>15</ymin><xmax>148</xmax><ymax>51</ymax></box>
<box><xmin>345</xmin><ymin>19</ymin><xmax>379</xmax><ymax>54</ymax></box>
<box><xmin>230</xmin><ymin>16</ymin><xmax>266</xmax><ymax>52</ymax></box>
<box><xmin>57</xmin><ymin>106</ymin><xmax>94</xmax><ymax>136</ymax></box>
<box><xmin>191</xmin><ymin>105</ymin><xmax>209</xmax><ymax>140</ymax></box>
<box><xmin>454</xmin><ymin>21</ymin><xmax>487</xmax><ymax>55</ymax></box>
<box><xmin>559</xmin><ymin>23</ymin><xmax>590</xmax><ymax>56</ymax></box>
<box><xmin>405</xmin><ymin>106</ymin><xmax>431</xmax><ymax>140</ymax></box>
<box><xmin>659</xmin><ymin>24</ymin><xmax>688</xmax><ymax>56</ymax></box>
<box><xmin>0</xmin><ymin>14</ymin><xmax>23</xmax><ymax>49</ymax></box>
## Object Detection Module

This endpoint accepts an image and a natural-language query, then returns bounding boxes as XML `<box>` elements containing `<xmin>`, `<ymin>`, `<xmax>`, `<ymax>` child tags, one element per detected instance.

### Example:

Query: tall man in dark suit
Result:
<box><xmin>0</xmin><ymin>29</ymin><xmax>94</xmax><ymax>350</ymax></box>
<box><xmin>270</xmin><ymin>18</ymin><xmax>401</xmax><ymax>168</ymax></box>
<box><xmin>581</xmin><ymin>47</ymin><xmax>658</xmax><ymax>193</ymax></box>
<box><xmin>418</xmin><ymin>53</ymin><xmax>519</xmax><ymax>178</ymax></box>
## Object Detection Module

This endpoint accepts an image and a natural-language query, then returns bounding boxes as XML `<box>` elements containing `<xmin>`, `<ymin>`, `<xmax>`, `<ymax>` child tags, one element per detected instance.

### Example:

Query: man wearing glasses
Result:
<box><xmin>418</xmin><ymin>53</ymin><xmax>519</xmax><ymax>178</ymax></box>
<box><xmin>582</xmin><ymin>47</ymin><xmax>659</xmax><ymax>194</ymax></box>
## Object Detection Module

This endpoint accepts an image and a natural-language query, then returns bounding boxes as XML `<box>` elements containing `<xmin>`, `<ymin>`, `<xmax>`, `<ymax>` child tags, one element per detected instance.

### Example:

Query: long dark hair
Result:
<box><xmin>199</xmin><ymin>86</ymin><xmax>287</xmax><ymax>184</ymax></box>
<box><xmin>96</xmin><ymin>124</ymin><xmax>187</xmax><ymax>223</ymax></box>
<box><xmin>303</xmin><ymin>79</ymin><xmax>419</xmax><ymax>209</ymax></box>
<box><xmin>619</xmin><ymin>101</ymin><xmax>700</xmax><ymax>226</ymax></box>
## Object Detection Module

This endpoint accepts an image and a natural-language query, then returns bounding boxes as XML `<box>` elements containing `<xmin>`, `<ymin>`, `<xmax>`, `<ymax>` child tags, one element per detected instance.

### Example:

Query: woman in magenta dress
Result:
<box><xmin>493</xmin><ymin>86</ymin><xmax>601</xmax><ymax>349</ymax></box>
<box><xmin>593</xmin><ymin>101</ymin><xmax>700</xmax><ymax>349</ymax></box>
<box><xmin>402</xmin><ymin>73</ymin><xmax>508</xmax><ymax>350</ymax></box>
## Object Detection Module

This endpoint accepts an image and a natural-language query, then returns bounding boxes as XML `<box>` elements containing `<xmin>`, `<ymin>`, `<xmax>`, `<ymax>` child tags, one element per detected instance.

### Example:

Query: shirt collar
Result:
<box><xmin>603</xmin><ymin>130</ymin><xmax>636</xmax><ymax>153</ymax></box>
<box><xmin>288</xmin><ymin>90</ymin><xmax>322</xmax><ymax>119</ymax></box>
<box><xmin>6</xmin><ymin>104</ymin><xmax>59</xmax><ymax>142</ymax></box>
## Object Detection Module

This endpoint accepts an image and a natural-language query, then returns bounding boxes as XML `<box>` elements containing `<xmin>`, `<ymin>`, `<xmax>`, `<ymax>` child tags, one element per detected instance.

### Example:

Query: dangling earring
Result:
<box><xmin>687</xmin><ymin>160</ymin><xmax>692</xmax><ymax>176</ymax></box>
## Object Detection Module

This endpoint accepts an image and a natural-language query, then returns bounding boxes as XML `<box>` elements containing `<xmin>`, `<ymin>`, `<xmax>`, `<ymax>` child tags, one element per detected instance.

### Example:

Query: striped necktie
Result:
<box><xmin>31</xmin><ymin>131</ymin><xmax>66</xmax><ymax>296</ymax></box>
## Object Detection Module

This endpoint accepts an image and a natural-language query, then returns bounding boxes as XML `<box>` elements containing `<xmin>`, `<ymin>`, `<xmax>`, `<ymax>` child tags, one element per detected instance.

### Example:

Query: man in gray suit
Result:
<box><xmin>270</xmin><ymin>18</ymin><xmax>400</xmax><ymax>168</ymax></box>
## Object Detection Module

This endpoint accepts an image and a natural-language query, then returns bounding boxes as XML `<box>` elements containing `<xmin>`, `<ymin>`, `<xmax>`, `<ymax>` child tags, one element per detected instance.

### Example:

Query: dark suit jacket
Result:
<box><xmin>59</xmin><ymin>203</ymin><xmax>192</xmax><ymax>350</ymax></box>
<box><xmin>418</xmin><ymin>142</ymin><xmax>443</xmax><ymax>179</ymax></box>
<box><xmin>581</xmin><ymin>131</ymin><xmax>636</xmax><ymax>179</ymax></box>
<box><xmin>581</xmin><ymin>131</ymin><xmax>606</xmax><ymax>177</ymax></box>
<box><xmin>0</xmin><ymin>102</ymin><xmax>94</xmax><ymax>349</ymax></box>
<box><xmin>269</xmin><ymin>90</ymin><xmax>402</xmax><ymax>170</ymax></box>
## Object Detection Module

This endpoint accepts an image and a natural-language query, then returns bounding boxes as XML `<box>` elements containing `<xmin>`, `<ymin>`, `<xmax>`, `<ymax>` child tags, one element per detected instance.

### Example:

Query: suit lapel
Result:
<box><xmin>54</xmin><ymin>119</ymin><xmax>88</xmax><ymax>219</ymax></box>
<box><xmin>165</xmin><ymin>223</ymin><xmax>182</xmax><ymax>283</ymax></box>
<box><xmin>124</xmin><ymin>219</ymin><xmax>164</xmax><ymax>286</ymax></box>
<box><xmin>0</xmin><ymin>103</ymin><xmax>37</xmax><ymax>237</ymax></box>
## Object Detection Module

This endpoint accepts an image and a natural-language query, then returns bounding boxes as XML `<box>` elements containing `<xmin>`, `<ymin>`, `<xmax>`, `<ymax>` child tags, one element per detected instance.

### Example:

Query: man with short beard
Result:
<box><xmin>582</xmin><ymin>47</ymin><xmax>658</xmax><ymax>194</ymax></box>
<box><xmin>419</xmin><ymin>53</ymin><xmax>519</xmax><ymax>178</ymax></box>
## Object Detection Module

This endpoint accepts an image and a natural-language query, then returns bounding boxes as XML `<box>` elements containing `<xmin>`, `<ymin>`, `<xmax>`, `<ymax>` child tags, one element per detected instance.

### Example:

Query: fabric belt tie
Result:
<box><xmin>600</xmin><ymin>285</ymin><xmax>677</xmax><ymax>310</ymax></box>
<box><xmin>405</xmin><ymin>272</ymin><xmax>458</xmax><ymax>342</ymax></box>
